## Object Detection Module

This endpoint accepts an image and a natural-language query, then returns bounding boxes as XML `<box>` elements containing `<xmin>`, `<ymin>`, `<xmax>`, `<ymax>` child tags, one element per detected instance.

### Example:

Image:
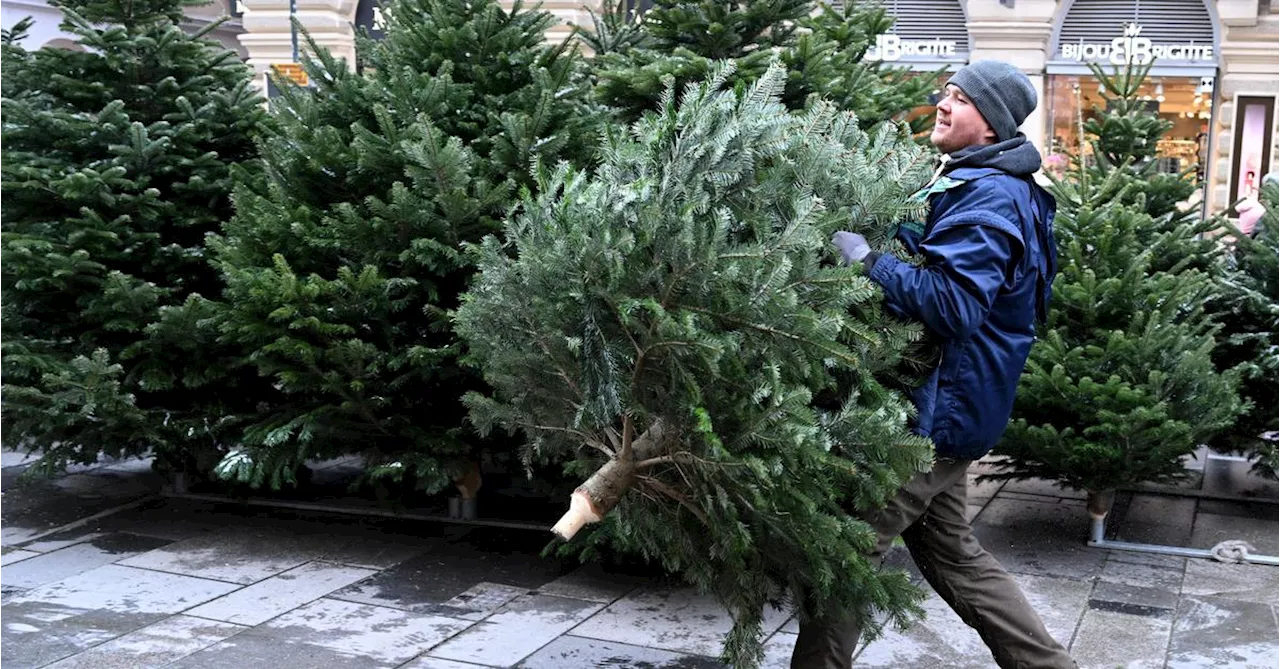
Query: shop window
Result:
<box><xmin>1228</xmin><ymin>95</ymin><xmax>1276</xmax><ymax>211</ymax></box>
<box><xmin>1046</xmin><ymin>74</ymin><xmax>1212</xmax><ymax>185</ymax></box>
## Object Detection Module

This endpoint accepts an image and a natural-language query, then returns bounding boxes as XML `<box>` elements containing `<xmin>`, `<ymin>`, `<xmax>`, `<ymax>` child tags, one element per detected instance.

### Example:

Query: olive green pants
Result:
<box><xmin>791</xmin><ymin>459</ymin><xmax>1076</xmax><ymax>669</ymax></box>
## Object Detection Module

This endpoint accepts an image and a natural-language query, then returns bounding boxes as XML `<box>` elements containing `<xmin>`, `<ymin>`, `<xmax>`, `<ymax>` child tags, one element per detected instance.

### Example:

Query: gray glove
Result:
<box><xmin>832</xmin><ymin>231</ymin><xmax>871</xmax><ymax>265</ymax></box>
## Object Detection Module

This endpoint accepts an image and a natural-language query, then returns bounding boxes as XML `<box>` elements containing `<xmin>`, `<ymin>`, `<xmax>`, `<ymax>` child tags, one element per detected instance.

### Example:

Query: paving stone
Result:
<box><xmin>430</xmin><ymin>594</ymin><xmax>603</xmax><ymax>666</ymax></box>
<box><xmin>1196</xmin><ymin>499</ymin><xmax>1279</xmax><ymax>520</ymax></box>
<box><xmin>24</xmin><ymin>530</ymin><xmax>109</xmax><ymax>552</ymax></box>
<box><xmin>1</xmin><ymin>466</ymin><xmax>160</xmax><ymax>549</ymax></box>
<box><xmin>1068</xmin><ymin>606</ymin><xmax>1172</xmax><ymax>669</ymax></box>
<box><xmin>1190</xmin><ymin>513</ymin><xmax>1279</xmax><ymax>556</ymax></box>
<box><xmin>2</xmin><ymin>450</ymin><xmax>41</xmax><ymax>468</ymax></box>
<box><xmin>570</xmin><ymin>586</ymin><xmax>790</xmax><ymax>657</ymax></box>
<box><xmin>535</xmin><ymin>563</ymin><xmax>646</xmax><ymax>604</ymax></box>
<box><xmin>1103</xmin><ymin>550</ymin><xmax>1188</xmax><ymax>570</ymax></box>
<box><xmin>440</xmin><ymin>582</ymin><xmax>530</xmax><ymax>621</ymax></box>
<box><xmin>100</xmin><ymin>457</ymin><xmax>157</xmax><ymax>475</ymax></box>
<box><xmin>401</xmin><ymin>660</ymin><xmax>491</xmax><ymax>669</ymax></box>
<box><xmin>116</xmin><ymin>528</ymin><xmax>324</xmax><ymax>584</ymax></box>
<box><xmin>186</xmin><ymin>561</ymin><xmax>378</xmax><ymax>626</ymax></box>
<box><xmin>850</xmin><ymin>589</ymin><xmax>995</xmax><ymax>669</ymax></box>
<box><xmin>1089</xmin><ymin>581</ymin><xmax>1179</xmax><ymax>612</ymax></box>
<box><xmin>1098</xmin><ymin>554</ymin><xmax>1186</xmax><ymax>591</ymax></box>
<box><xmin>1</xmin><ymin>549</ymin><xmax>41</xmax><ymax>566</ymax></box>
<box><xmin>1112</xmin><ymin>494</ymin><xmax>1197</xmax><ymax>545</ymax></box>
<box><xmin>6</xmin><ymin>564</ymin><xmax>240</xmax><ymax>614</ymax></box>
<box><xmin>1012</xmin><ymin>573</ymin><xmax>1090</xmax><ymax>645</ymax></box>
<box><xmin>244</xmin><ymin>597</ymin><xmax>472</xmax><ymax>665</ymax></box>
<box><xmin>998</xmin><ymin>491</ymin><xmax>1065</xmax><ymax>503</ymax></box>
<box><xmin>82</xmin><ymin>500</ymin><xmax>228</xmax><ymax>542</ymax></box>
<box><xmin>400</xmin><ymin>658</ymin><xmax>492</xmax><ymax>669</ymax></box>
<box><xmin>971</xmin><ymin>498</ymin><xmax>1105</xmax><ymax>580</ymax></box>
<box><xmin>965</xmin><ymin>474</ymin><xmax>1005</xmax><ymax>504</ymax></box>
<box><xmin>518</xmin><ymin>635</ymin><xmax>726</xmax><ymax>668</ymax></box>
<box><xmin>1166</xmin><ymin>595</ymin><xmax>1279</xmax><ymax>669</ymax></box>
<box><xmin>966</xmin><ymin>502</ymin><xmax>985</xmax><ymax>522</ymax></box>
<box><xmin>330</xmin><ymin>526</ymin><xmax>570</xmax><ymax>616</ymax></box>
<box><xmin>310</xmin><ymin>532</ymin><xmax>434</xmax><ymax>570</ymax></box>
<box><xmin>218</xmin><ymin>515</ymin><xmax>435</xmax><ymax>570</ymax></box>
<box><xmin>1</xmin><ymin>526</ymin><xmax>46</xmax><ymax>547</ymax></box>
<box><xmin>759</xmin><ymin>631</ymin><xmax>798</xmax><ymax>668</ymax></box>
<box><xmin>41</xmin><ymin>614</ymin><xmax>245</xmax><ymax>669</ymax></box>
<box><xmin>1201</xmin><ymin>457</ymin><xmax>1278</xmax><ymax>500</ymax></box>
<box><xmin>2</xmin><ymin>533</ymin><xmax>173</xmax><ymax>589</ymax></box>
<box><xmin>1115</xmin><ymin>520</ymin><xmax>1196</xmax><ymax>547</ymax></box>
<box><xmin>1181</xmin><ymin>559</ymin><xmax>1280</xmax><ymax>605</ymax></box>
<box><xmin>1</xmin><ymin>601</ymin><xmax>165</xmax><ymax>669</ymax></box>
<box><xmin>1122</xmin><ymin>494</ymin><xmax>1198</xmax><ymax>526</ymax></box>
<box><xmin>52</xmin><ymin>473</ymin><xmax>148</xmax><ymax>498</ymax></box>
<box><xmin>999</xmin><ymin>478</ymin><xmax>1086</xmax><ymax>500</ymax></box>
<box><xmin>165</xmin><ymin>634</ymin><xmax>395</xmax><ymax>669</ymax></box>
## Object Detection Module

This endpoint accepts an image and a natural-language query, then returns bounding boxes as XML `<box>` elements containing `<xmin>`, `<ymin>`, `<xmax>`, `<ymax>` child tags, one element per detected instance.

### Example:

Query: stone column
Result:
<box><xmin>1208</xmin><ymin>0</ymin><xmax>1279</xmax><ymax>211</ymax></box>
<box><xmin>963</xmin><ymin>0</ymin><xmax>1057</xmax><ymax>153</ymax></box>
<box><xmin>238</xmin><ymin>0</ymin><xmax>358</xmax><ymax>83</ymax></box>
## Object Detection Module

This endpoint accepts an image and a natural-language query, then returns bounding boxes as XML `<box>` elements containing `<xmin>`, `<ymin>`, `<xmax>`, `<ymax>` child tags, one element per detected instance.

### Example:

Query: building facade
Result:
<box><xmin>866</xmin><ymin>0</ymin><xmax>1278</xmax><ymax>212</ymax></box>
<box><xmin>238</xmin><ymin>0</ymin><xmax>1276</xmax><ymax>211</ymax></box>
<box><xmin>1</xmin><ymin>0</ymin><xmax>249</xmax><ymax>57</ymax></box>
<box><xmin>5</xmin><ymin>0</ymin><xmax>1275</xmax><ymax>211</ymax></box>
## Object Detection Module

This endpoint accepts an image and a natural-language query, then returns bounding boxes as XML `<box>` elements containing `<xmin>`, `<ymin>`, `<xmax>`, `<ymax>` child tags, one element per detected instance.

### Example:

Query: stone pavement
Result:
<box><xmin>1</xmin><ymin>449</ymin><xmax>1277</xmax><ymax>669</ymax></box>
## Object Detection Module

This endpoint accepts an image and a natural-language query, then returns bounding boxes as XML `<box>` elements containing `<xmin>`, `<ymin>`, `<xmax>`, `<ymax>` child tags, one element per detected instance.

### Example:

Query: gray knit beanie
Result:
<box><xmin>948</xmin><ymin>61</ymin><xmax>1037</xmax><ymax>142</ymax></box>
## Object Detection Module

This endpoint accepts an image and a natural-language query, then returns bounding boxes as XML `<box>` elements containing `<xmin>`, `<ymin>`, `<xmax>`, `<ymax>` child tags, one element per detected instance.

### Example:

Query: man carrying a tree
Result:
<box><xmin>798</xmin><ymin>61</ymin><xmax>1074</xmax><ymax>669</ymax></box>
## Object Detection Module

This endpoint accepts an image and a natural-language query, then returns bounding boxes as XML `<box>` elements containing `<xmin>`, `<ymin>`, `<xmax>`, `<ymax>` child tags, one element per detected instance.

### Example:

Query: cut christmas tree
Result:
<box><xmin>1078</xmin><ymin>62</ymin><xmax>1222</xmax><ymax>276</ymax></box>
<box><xmin>583</xmin><ymin>0</ymin><xmax>936</xmax><ymax>129</ymax></box>
<box><xmin>455</xmin><ymin>63</ymin><xmax>937</xmax><ymax>668</ymax></box>
<box><xmin>1211</xmin><ymin>180</ymin><xmax>1279</xmax><ymax>478</ymax></box>
<box><xmin>1</xmin><ymin>1</ymin><xmax>267</xmax><ymax>478</ymax></box>
<box><xmin>209</xmin><ymin>0</ymin><xmax>599</xmax><ymax>495</ymax></box>
<box><xmin>992</xmin><ymin>65</ymin><xmax>1244</xmax><ymax>520</ymax></box>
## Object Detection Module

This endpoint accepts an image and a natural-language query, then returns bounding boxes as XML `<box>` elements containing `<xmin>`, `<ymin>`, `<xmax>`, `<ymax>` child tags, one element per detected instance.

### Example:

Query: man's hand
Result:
<box><xmin>832</xmin><ymin>231</ymin><xmax>871</xmax><ymax>265</ymax></box>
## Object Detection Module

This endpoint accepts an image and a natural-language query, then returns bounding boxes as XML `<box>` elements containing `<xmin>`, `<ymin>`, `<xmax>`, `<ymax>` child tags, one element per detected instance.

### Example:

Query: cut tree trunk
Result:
<box><xmin>551</xmin><ymin>419</ymin><xmax>669</xmax><ymax>540</ymax></box>
<box><xmin>1086</xmin><ymin>489</ymin><xmax>1115</xmax><ymax>521</ymax></box>
<box><xmin>454</xmin><ymin>460</ymin><xmax>483</xmax><ymax>499</ymax></box>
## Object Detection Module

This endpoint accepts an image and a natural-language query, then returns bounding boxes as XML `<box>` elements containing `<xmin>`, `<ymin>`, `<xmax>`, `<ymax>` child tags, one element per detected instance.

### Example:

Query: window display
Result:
<box><xmin>1046</xmin><ymin>74</ymin><xmax>1213</xmax><ymax>186</ymax></box>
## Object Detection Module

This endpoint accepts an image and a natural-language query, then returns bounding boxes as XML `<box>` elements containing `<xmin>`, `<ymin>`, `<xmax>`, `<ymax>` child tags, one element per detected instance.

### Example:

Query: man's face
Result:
<box><xmin>931</xmin><ymin>84</ymin><xmax>997</xmax><ymax>154</ymax></box>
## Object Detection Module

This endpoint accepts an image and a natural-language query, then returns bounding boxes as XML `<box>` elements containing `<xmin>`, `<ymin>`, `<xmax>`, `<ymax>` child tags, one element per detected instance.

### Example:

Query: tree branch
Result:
<box><xmin>638</xmin><ymin>474</ymin><xmax>708</xmax><ymax>525</ymax></box>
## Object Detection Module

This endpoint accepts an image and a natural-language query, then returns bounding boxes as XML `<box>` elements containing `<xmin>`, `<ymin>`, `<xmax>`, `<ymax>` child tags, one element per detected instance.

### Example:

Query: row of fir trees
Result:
<box><xmin>3</xmin><ymin>0</ymin><xmax>1276</xmax><ymax>664</ymax></box>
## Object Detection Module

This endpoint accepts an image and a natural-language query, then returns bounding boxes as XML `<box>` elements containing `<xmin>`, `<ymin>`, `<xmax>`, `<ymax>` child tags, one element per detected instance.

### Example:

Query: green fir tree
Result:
<box><xmin>455</xmin><ymin>64</ymin><xmax>937</xmax><ymax>668</ymax></box>
<box><xmin>992</xmin><ymin>67</ymin><xmax>1244</xmax><ymax>497</ymax></box>
<box><xmin>582</xmin><ymin>0</ymin><xmax>935</xmax><ymax>129</ymax></box>
<box><xmin>1</xmin><ymin>0</ymin><xmax>267</xmax><ymax>477</ymax></box>
<box><xmin>210</xmin><ymin>0</ymin><xmax>599</xmax><ymax>492</ymax></box>
<box><xmin>1211</xmin><ymin>180</ymin><xmax>1279</xmax><ymax>477</ymax></box>
<box><xmin>1080</xmin><ymin>62</ymin><xmax>1221</xmax><ymax>275</ymax></box>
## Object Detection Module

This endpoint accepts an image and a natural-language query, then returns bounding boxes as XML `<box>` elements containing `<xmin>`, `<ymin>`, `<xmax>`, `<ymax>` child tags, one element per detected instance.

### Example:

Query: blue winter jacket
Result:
<box><xmin>865</xmin><ymin>136</ymin><xmax>1057</xmax><ymax>460</ymax></box>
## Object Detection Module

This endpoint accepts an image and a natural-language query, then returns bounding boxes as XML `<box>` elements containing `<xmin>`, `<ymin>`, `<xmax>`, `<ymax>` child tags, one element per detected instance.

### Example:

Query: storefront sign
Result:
<box><xmin>866</xmin><ymin>34</ymin><xmax>960</xmax><ymax>62</ymax></box>
<box><xmin>271</xmin><ymin>63</ymin><xmax>308</xmax><ymax>86</ymax></box>
<box><xmin>1059</xmin><ymin>23</ymin><xmax>1213</xmax><ymax>65</ymax></box>
<box><xmin>354</xmin><ymin>0</ymin><xmax>388</xmax><ymax>39</ymax></box>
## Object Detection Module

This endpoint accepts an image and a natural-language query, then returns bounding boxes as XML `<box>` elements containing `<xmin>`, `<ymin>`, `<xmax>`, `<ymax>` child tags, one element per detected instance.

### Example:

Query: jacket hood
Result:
<box><xmin>944</xmin><ymin>134</ymin><xmax>1042</xmax><ymax>177</ymax></box>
